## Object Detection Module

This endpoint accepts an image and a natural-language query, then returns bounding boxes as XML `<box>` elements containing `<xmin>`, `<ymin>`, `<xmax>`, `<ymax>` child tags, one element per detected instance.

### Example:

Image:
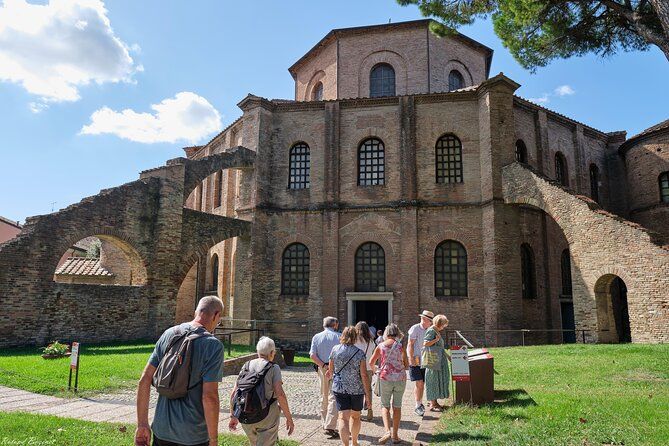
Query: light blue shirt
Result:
<box><xmin>310</xmin><ymin>328</ymin><xmax>341</xmax><ymax>363</ymax></box>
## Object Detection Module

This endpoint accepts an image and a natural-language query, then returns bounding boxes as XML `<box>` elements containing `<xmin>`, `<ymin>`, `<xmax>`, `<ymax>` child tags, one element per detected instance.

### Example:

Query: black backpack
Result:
<box><xmin>232</xmin><ymin>361</ymin><xmax>277</xmax><ymax>424</ymax></box>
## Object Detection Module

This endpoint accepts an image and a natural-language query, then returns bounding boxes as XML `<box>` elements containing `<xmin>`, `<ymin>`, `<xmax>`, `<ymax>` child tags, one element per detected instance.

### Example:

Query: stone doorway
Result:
<box><xmin>594</xmin><ymin>274</ymin><xmax>631</xmax><ymax>343</ymax></box>
<box><xmin>346</xmin><ymin>292</ymin><xmax>393</xmax><ymax>330</ymax></box>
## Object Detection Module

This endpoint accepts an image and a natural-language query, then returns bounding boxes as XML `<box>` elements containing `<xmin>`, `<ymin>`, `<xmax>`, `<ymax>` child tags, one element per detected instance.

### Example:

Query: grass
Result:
<box><xmin>433</xmin><ymin>344</ymin><xmax>669</xmax><ymax>446</ymax></box>
<box><xmin>0</xmin><ymin>412</ymin><xmax>299</xmax><ymax>446</ymax></box>
<box><xmin>0</xmin><ymin>340</ymin><xmax>254</xmax><ymax>396</ymax></box>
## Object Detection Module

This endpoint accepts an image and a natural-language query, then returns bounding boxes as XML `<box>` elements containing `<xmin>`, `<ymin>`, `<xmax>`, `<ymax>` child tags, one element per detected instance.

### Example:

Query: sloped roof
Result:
<box><xmin>619</xmin><ymin>118</ymin><xmax>669</xmax><ymax>153</ymax></box>
<box><xmin>0</xmin><ymin>216</ymin><xmax>21</xmax><ymax>229</ymax></box>
<box><xmin>55</xmin><ymin>257</ymin><xmax>114</xmax><ymax>277</ymax></box>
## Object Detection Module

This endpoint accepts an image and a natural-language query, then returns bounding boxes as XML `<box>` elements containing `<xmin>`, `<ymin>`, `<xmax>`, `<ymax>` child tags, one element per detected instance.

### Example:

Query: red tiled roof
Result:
<box><xmin>55</xmin><ymin>257</ymin><xmax>114</xmax><ymax>277</ymax></box>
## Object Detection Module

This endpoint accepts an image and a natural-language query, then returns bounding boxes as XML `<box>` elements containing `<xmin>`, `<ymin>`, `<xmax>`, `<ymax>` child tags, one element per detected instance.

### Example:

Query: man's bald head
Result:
<box><xmin>195</xmin><ymin>295</ymin><xmax>224</xmax><ymax>316</ymax></box>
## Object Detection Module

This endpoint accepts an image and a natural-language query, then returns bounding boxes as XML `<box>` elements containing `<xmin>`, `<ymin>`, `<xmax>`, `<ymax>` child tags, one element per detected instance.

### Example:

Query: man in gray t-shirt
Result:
<box><xmin>135</xmin><ymin>296</ymin><xmax>225</xmax><ymax>446</ymax></box>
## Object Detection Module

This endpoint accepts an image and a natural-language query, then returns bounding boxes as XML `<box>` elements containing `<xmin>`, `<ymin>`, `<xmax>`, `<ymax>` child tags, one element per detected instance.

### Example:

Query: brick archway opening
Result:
<box><xmin>53</xmin><ymin>234</ymin><xmax>147</xmax><ymax>286</ymax></box>
<box><xmin>594</xmin><ymin>274</ymin><xmax>631</xmax><ymax>343</ymax></box>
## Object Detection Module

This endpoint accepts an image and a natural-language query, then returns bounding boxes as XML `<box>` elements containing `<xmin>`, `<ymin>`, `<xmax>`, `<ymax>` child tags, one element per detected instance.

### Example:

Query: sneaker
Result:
<box><xmin>325</xmin><ymin>429</ymin><xmax>339</xmax><ymax>439</ymax></box>
<box><xmin>414</xmin><ymin>404</ymin><xmax>425</xmax><ymax>417</ymax></box>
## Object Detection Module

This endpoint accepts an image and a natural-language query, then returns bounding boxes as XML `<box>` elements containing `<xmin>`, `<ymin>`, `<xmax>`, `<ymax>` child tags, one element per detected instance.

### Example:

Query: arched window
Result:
<box><xmin>515</xmin><ymin>140</ymin><xmax>528</xmax><ymax>163</ymax></box>
<box><xmin>555</xmin><ymin>152</ymin><xmax>569</xmax><ymax>187</ymax></box>
<box><xmin>436</xmin><ymin>134</ymin><xmax>463</xmax><ymax>184</ymax></box>
<box><xmin>355</xmin><ymin>242</ymin><xmax>386</xmax><ymax>292</ymax></box>
<box><xmin>210</xmin><ymin>254</ymin><xmax>219</xmax><ymax>290</ymax></box>
<box><xmin>281</xmin><ymin>243</ymin><xmax>310</xmax><ymax>295</ymax></box>
<box><xmin>659</xmin><ymin>172</ymin><xmax>669</xmax><ymax>203</ymax></box>
<box><xmin>288</xmin><ymin>143</ymin><xmax>310</xmax><ymax>190</ymax></box>
<box><xmin>312</xmin><ymin>82</ymin><xmax>323</xmax><ymax>101</ymax></box>
<box><xmin>589</xmin><ymin>164</ymin><xmax>600</xmax><ymax>203</ymax></box>
<box><xmin>521</xmin><ymin>243</ymin><xmax>536</xmax><ymax>299</ymax></box>
<box><xmin>213</xmin><ymin>170</ymin><xmax>222</xmax><ymax>208</ymax></box>
<box><xmin>561</xmin><ymin>249</ymin><xmax>572</xmax><ymax>298</ymax></box>
<box><xmin>370</xmin><ymin>63</ymin><xmax>395</xmax><ymax>97</ymax></box>
<box><xmin>435</xmin><ymin>240</ymin><xmax>468</xmax><ymax>297</ymax></box>
<box><xmin>358</xmin><ymin>138</ymin><xmax>385</xmax><ymax>186</ymax></box>
<box><xmin>448</xmin><ymin>70</ymin><xmax>465</xmax><ymax>91</ymax></box>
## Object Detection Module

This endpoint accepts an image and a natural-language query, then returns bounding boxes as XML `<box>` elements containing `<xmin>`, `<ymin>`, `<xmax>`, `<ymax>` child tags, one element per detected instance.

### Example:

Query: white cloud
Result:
<box><xmin>529</xmin><ymin>94</ymin><xmax>550</xmax><ymax>105</ymax></box>
<box><xmin>80</xmin><ymin>92</ymin><xmax>222</xmax><ymax>144</ymax></box>
<box><xmin>554</xmin><ymin>85</ymin><xmax>575</xmax><ymax>96</ymax></box>
<box><xmin>28</xmin><ymin>101</ymin><xmax>48</xmax><ymax>113</ymax></box>
<box><xmin>0</xmin><ymin>0</ymin><xmax>139</xmax><ymax>106</ymax></box>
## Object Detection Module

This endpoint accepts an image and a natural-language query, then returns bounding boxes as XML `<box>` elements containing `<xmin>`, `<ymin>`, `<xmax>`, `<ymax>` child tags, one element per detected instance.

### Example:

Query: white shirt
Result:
<box><xmin>408</xmin><ymin>323</ymin><xmax>428</xmax><ymax>364</ymax></box>
<box><xmin>354</xmin><ymin>338</ymin><xmax>375</xmax><ymax>371</ymax></box>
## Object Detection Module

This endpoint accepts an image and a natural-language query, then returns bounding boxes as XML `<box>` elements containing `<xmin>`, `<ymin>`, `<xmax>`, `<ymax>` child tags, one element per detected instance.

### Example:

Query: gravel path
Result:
<box><xmin>0</xmin><ymin>366</ymin><xmax>425</xmax><ymax>445</ymax></box>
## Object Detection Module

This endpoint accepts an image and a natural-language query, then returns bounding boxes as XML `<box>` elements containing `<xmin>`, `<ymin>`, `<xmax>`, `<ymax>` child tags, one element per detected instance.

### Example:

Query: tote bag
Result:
<box><xmin>420</xmin><ymin>328</ymin><xmax>442</xmax><ymax>371</ymax></box>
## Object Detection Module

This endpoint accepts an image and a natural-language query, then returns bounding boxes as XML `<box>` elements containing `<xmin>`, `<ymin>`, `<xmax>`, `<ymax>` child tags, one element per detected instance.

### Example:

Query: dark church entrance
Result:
<box><xmin>353</xmin><ymin>300</ymin><xmax>388</xmax><ymax>333</ymax></box>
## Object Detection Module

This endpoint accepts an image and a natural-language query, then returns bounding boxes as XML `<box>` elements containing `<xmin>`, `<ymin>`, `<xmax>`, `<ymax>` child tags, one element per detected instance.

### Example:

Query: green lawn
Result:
<box><xmin>433</xmin><ymin>344</ymin><xmax>669</xmax><ymax>446</ymax></box>
<box><xmin>0</xmin><ymin>412</ymin><xmax>299</xmax><ymax>446</ymax></box>
<box><xmin>0</xmin><ymin>340</ymin><xmax>254</xmax><ymax>396</ymax></box>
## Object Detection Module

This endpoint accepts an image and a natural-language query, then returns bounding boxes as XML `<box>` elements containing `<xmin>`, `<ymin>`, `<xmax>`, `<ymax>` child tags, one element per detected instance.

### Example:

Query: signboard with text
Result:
<box><xmin>451</xmin><ymin>345</ymin><xmax>470</xmax><ymax>382</ymax></box>
<box><xmin>70</xmin><ymin>342</ymin><xmax>79</xmax><ymax>370</ymax></box>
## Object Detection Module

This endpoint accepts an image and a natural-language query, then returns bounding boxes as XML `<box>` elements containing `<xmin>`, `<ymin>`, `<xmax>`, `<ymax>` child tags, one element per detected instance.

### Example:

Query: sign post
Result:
<box><xmin>451</xmin><ymin>345</ymin><xmax>470</xmax><ymax>381</ymax></box>
<box><xmin>68</xmin><ymin>342</ymin><xmax>80</xmax><ymax>392</ymax></box>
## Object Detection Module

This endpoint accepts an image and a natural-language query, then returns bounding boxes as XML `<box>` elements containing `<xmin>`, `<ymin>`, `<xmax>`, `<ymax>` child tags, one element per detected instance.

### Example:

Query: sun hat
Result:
<box><xmin>418</xmin><ymin>310</ymin><xmax>434</xmax><ymax>319</ymax></box>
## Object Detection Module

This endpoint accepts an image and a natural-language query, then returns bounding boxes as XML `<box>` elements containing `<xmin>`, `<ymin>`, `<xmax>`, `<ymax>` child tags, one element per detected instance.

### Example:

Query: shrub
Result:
<box><xmin>42</xmin><ymin>341</ymin><xmax>69</xmax><ymax>357</ymax></box>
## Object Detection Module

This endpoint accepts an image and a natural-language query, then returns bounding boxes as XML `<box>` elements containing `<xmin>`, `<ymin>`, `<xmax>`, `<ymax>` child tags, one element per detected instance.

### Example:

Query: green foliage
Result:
<box><xmin>1</xmin><ymin>340</ymin><xmax>254</xmax><ymax>396</ymax></box>
<box><xmin>85</xmin><ymin>238</ymin><xmax>101</xmax><ymax>258</ymax></box>
<box><xmin>0</xmin><ymin>412</ymin><xmax>300</xmax><ymax>446</ymax></box>
<box><xmin>432</xmin><ymin>344</ymin><xmax>669</xmax><ymax>445</ymax></box>
<box><xmin>398</xmin><ymin>0</ymin><xmax>668</xmax><ymax>70</ymax></box>
<box><xmin>42</xmin><ymin>341</ymin><xmax>69</xmax><ymax>357</ymax></box>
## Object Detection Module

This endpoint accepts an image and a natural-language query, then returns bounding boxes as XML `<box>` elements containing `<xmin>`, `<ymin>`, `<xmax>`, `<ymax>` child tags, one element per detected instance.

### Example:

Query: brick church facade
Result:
<box><xmin>0</xmin><ymin>20</ymin><xmax>667</xmax><ymax>347</ymax></box>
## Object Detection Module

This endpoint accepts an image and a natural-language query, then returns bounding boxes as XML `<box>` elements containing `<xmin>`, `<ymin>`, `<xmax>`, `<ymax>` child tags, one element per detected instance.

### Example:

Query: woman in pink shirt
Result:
<box><xmin>369</xmin><ymin>324</ymin><xmax>409</xmax><ymax>444</ymax></box>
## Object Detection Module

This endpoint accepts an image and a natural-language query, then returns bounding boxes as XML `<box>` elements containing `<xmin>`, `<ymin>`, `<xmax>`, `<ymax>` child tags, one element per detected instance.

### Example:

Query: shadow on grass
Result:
<box><xmin>490</xmin><ymin>389</ymin><xmax>537</xmax><ymax>408</ymax></box>
<box><xmin>430</xmin><ymin>432</ymin><xmax>492</xmax><ymax>442</ymax></box>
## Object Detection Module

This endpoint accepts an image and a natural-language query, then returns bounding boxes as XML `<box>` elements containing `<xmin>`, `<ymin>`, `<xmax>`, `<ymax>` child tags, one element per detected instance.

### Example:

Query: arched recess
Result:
<box><xmin>594</xmin><ymin>274</ymin><xmax>631</xmax><ymax>343</ymax></box>
<box><xmin>358</xmin><ymin>50</ymin><xmax>408</xmax><ymax>97</ymax></box>
<box><xmin>443</xmin><ymin>60</ymin><xmax>474</xmax><ymax>90</ymax></box>
<box><xmin>304</xmin><ymin>70</ymin><xmax>326</xmax><ymax>101</ymax></box>
<box><xmin>53</xmin><ymin>233</ymin><xmax>148</xmax><ymax>286</ymax></box>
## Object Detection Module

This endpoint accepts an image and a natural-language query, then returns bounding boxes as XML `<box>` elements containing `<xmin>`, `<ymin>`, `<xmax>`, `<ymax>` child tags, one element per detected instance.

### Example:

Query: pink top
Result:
<box><xmin>379</xmin><ymin>340</ymin><xmax>406</xmax><ymax>382</ymax></box>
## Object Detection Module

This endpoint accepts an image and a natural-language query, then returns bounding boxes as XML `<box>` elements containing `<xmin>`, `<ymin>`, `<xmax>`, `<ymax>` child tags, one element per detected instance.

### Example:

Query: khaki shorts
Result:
<box><xmin>379</xmin><ymin>379</ymin><xmax>406</xmax><ymax>409</ymax></box>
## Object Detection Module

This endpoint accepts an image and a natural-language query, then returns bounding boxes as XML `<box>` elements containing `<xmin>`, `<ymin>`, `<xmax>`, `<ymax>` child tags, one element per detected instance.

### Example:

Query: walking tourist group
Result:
<box><xmin>134</xmin><ymin>296</ymin><xmax>452</xmax><ymax>446</ymax></box>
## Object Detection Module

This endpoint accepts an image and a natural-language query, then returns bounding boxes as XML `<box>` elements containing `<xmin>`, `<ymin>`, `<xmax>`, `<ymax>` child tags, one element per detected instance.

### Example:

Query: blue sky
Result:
<box><xmin>1</xmin><ymin>0</ymin><xmax>668</xmax><ymax>223</ymax></box>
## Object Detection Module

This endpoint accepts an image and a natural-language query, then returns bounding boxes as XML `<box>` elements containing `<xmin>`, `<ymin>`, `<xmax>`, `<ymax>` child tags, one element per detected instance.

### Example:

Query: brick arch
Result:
<box><xmin>182</xmin><ymin>146</ymin><xmax>255</xmax><ymax>203</ymax></box>
<box><xmin>503</xmin><ymin>161</ymin><xmax>669</xmax><ymax>343</ymax></box>
<box><xmin>357</xmin><ymin>50</ymin><xmax>408</xmax><ymax>97</ymax></box>
<box><xmin>304</xmin><ymin>70</ymin><xmax>326</xmax><ymax>101</ymax></box>
<box><xmin>274</xmin><ymin>234</ymin><xmax>321</xmax><ymax>270</ymax></box>
<box><xmin>444</xmin><ymin>59</ymin><xmax>474</xmax><ymax>89</ymax></box>
<box><xmin>342</xmin><ymin>232</ymin><xmax>398</xmax><ymax>293</ymax></box>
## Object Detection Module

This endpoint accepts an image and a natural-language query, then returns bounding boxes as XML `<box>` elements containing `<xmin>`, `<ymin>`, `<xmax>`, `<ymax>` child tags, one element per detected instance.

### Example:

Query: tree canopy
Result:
<box><xmin>398</xmin><ymin>0</ymin><xmax>669</xmax><ymax>70</ymax></box>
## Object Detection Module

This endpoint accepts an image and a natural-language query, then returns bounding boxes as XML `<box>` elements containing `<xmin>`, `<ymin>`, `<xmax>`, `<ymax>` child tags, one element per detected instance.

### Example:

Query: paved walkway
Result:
<box><xmin>0</xmin><ymin>366</ymin><xmax>426</xmax><ymax>445</ymax></box>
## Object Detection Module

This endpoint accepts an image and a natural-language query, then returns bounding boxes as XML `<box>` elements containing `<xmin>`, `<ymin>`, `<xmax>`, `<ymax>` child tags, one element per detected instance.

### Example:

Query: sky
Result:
<box><xmin>1</xmin><ymin>0</ymin><xmax>668</xmax><ymax>224</ymax></box>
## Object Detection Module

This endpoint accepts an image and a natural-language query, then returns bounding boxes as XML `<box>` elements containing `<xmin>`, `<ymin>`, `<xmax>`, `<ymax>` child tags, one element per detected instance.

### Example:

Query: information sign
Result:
<box><xmin>451</xmin><ymin>345</ymin><xmax>470</xmax><ymax>382</ymax></box>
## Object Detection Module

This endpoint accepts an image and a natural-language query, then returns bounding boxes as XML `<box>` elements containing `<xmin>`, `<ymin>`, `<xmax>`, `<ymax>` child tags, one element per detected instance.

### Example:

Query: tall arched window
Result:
<box><xmin>370</xmin><ymin>63</ymin><xmax>395</xmax><ymax>97</ymax></box>
<box><xmin>448</xmin><ymin>70</ymin><xmax>465</xmax><ymax>91</ymax></box>
<box><xmin>659</xmin><ymin>172</ymin><xmax>669</xmax><ymax>203</ymax></box>
<box><xmin>288</xmin><ymin>143</ymin><xmax>310</xmax><ymax>189</ymax></box>
<box><xmin>435</xmin><ymin>240</ymin><xmax>468</xmax><ymax>297</ymax></box>
<box><xmin>281</xmin><ymin>243</ymin><xmax>310</xmax><ymax>295</ymax></box>
<box><xmin>561</xmin><ymin>249</ymin><xmax>572</xmax><ymax>298</ymax></box>
<box><xmin>555</xmin><ymin>152</ymin><xmax>569</xmax><ymax>186</ymax></box>
<box><xmin>210</xmin><ymin>254</ymin><xmax>219</xmax><ymax>290</ymax></box>
<box><xmin>355</xmin><ymin>242</ymin><xmax>386</xmax><ymax>292</ymax></box>
<box><xmin>312</xmin><ymin>82</ymin><xmax>323</xmax><ymax>101</ymax></box>
<box><xmin>515</xmin><ymin>140</ymin><xmax>528</xmax><ymax>163</ymax></box>
<box><xmin>436</xmin><ymin>134</ymin><xmax>463</xmax><ymax>184</ymax></box>
<box><xmin>521</xmin><ymin>243</ymin><xmax>536</xmax><ymax>299</ymax></box>
<box><xmin>589</xmin><ymin>164</ymin><xmax>600</xmax><ymax>203</ymax></box>
<box><xmin>358</xmin><ymin>138</ymin><xmax>385</xmax><ymax>186</ymax></box>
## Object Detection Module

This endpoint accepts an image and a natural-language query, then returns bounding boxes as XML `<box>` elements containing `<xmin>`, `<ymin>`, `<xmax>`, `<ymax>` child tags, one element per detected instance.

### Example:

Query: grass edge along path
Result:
<box><xmin>0</xmin><ymin>411</ymin><xmax>300</xmax><ymax>446</ymax></box>
<box><xmin>431</xmin><ymin>344</ymin><xmax>669</xmax><ymax>446</ymax></box>
<box><xmin>0</xmin><ymin>340</ymin><xmax>255</xmax><ymax>397</ymax></box>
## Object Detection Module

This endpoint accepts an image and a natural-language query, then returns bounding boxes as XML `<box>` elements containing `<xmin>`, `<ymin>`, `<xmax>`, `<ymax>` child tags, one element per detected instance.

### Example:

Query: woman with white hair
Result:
<box><xmin>423</xmin><ymin>314</ymin><xmax>451</xmax><ymax>412</ymax></box>
<box><xmin>228</xmin><ymin>337</ymin><xmax>295</xmax><ymax>445</ymax></box>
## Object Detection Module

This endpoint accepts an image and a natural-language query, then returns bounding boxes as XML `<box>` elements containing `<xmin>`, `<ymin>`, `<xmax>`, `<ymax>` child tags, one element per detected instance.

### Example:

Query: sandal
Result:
<box><xmin>429</xmin><ymin>405</ymin><xmax>445</xmax><ymax>412</ymax></box>
<box><xmin>378</xmin><ymin>432</ymin><xmax>392</xmax><ymax>444</ymax></box>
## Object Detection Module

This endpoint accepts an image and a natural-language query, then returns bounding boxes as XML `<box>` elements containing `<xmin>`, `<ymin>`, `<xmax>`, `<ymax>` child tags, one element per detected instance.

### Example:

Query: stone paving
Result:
<box><xmin>0</xmin><ymin>366</ymin><xmax>426</xmax><ymax>445</ymax></box>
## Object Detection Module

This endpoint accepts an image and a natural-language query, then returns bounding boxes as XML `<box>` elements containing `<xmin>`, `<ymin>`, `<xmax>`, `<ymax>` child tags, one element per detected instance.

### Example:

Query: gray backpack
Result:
<box><xmin>152</xmin><ymin>325</ymin><xmax>213</xmax><ymax>399</ymax></box>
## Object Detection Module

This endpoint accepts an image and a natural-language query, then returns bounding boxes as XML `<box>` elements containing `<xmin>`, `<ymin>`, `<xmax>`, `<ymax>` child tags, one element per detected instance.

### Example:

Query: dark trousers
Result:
<box><xmin>152</xmin><ymin>434</ymin><xmax>208</xmax><ymax>446</ymax></box>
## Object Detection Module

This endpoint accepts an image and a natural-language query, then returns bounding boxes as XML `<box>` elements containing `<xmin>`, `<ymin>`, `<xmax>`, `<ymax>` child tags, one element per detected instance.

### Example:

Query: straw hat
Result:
<box><xmin>418</xmin><ymin>310</ymin><xmax>434</xmax><ymax>320</ymax></box>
